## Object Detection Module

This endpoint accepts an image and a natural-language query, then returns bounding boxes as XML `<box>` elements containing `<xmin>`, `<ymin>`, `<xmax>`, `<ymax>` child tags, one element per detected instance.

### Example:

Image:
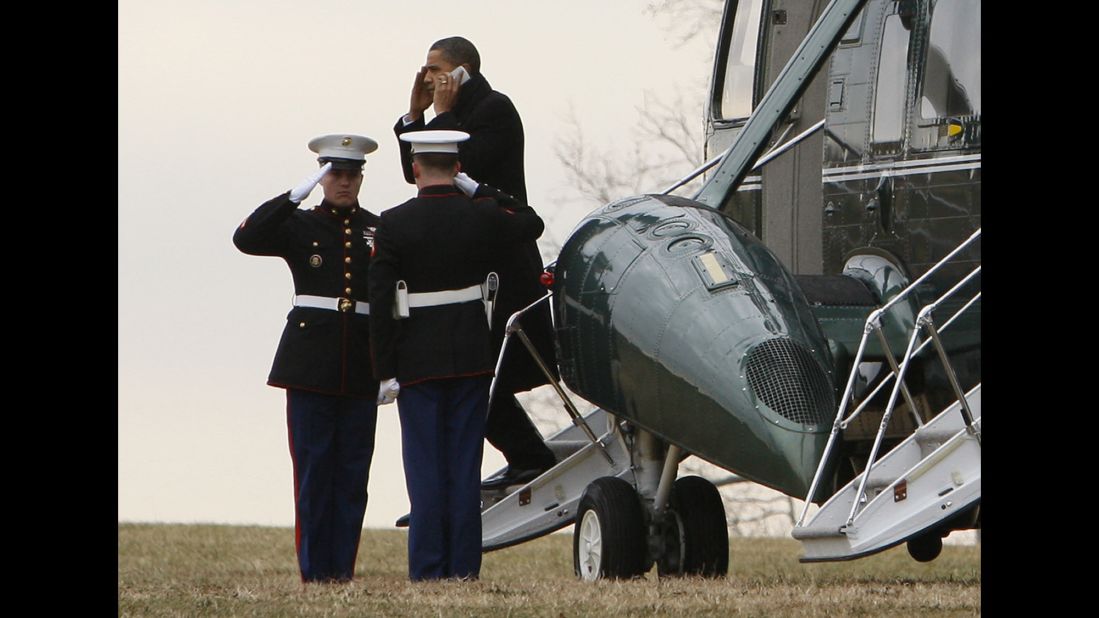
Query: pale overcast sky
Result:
<box><xmin>118</xmin><ymin>0</ymin><xmax>716</xmax><ymax>527</ymax></box>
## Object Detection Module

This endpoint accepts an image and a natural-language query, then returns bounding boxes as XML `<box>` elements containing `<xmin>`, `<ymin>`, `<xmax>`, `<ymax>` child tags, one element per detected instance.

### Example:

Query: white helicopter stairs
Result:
<box><xmin>792</xmin><ymin>229</ymin><xmax>981</xmax><ymax>562</ymax></box>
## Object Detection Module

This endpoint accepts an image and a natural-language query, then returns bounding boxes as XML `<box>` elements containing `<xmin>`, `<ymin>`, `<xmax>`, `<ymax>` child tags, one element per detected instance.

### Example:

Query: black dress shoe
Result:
<box><xmin>480</xmin><ymin>466</ymin><xmax>545</xmax><ymax>490</ymax></box>
<box><xmin>395</xmin><ymin>513</ymin><xmax>410</xmax><ymax>528</ymax></box>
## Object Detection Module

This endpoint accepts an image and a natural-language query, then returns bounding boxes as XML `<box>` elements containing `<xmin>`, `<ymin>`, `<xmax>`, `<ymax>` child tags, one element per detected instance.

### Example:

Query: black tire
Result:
<box><xmin>906</xmin><ymin>532</ymin><xmax>943</xmax><ymax>562</ymax></box>
<box><xmin>658</xmin><ymin>476</ymin><xmax>728</xmax><ymax>577</ymax></box>
<box><xmin>573</xmin><ymin>477</ymin><xmax>647</xmax><ymax>580</ymax></box>
<box><xmin>655</xmin><ymin>509</ymin><xmax>686</xmax><ymax>576</ymax></box>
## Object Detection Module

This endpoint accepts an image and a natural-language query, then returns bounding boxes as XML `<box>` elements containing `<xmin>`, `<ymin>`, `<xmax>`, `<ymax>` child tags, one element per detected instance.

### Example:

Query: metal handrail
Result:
<box><xmin>797</xmin><ymin>228</ymin><xmax>981</xmax><ymax>526</ymax></box>
<box><xmin>841</xmin><ymin>264</ymin><xmax>981</xmax><ymax>528</ymax></box>
<box><xmin>838</xmin><ymin>291</ymin><xmax>981</xmax><ymax>430</ymax></box>
<box><xmin>661</xmin><ymin>118</ymin><xmax>826</xmax><ymax>196</ymax></box>
<box><xmin>488</xmin><ymin>291</ymin><xmax>616</xmax><ymax>467</ymax></box>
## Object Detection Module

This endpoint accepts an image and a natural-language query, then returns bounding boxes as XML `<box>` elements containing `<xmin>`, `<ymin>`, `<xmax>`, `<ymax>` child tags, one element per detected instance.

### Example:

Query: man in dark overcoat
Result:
<box><xmin>369</xmin><ymin>130</ymin><xmax>546</xmax><ymax>580</ymax></box>
<box><xmin>233</xmin><ymin>134</ymin><xmax>381</xmax><ymax>583</ymax></box>
<box><xmin>394</xmin><ymin>36</ymin><xmax>557</xmax><ymax>489</ymax></box>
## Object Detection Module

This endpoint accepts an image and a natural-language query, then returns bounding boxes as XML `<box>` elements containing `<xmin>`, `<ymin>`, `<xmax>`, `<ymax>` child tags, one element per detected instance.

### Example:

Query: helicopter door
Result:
<box><xmin>757</xmin><ymin>0</ymin><xmax>830</xmax><ymax>274</ymax></box>
<box><xmin>821</xmin><ymin>0</ymin><xmax>915</xmax><ymax>276</ymax></box>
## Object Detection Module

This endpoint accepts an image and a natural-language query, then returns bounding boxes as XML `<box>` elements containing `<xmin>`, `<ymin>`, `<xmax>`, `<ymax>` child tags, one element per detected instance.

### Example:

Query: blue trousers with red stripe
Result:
<box><xmin>286</xmin><ymin>389</ymin><xmax>378</xmax><ymax>582</ymax></box>
<box><xmin>397</xmin><ymin>376</ymin><xmax>489</xmax><ymax>581</ymax></box>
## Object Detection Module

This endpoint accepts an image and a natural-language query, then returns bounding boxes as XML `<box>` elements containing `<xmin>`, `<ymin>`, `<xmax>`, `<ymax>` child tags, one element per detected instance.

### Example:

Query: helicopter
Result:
<box><xmin>477</xmin><ymin>0</ymin><xmax>980</xmax><ymax>578</ymax></box>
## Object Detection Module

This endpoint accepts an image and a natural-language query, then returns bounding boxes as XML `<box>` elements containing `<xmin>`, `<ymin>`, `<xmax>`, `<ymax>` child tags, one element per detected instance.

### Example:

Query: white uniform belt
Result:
<box><xmin>294</xmin><ymin>295</ymin><xmax>370</xmax><ymax>315</ymax></box>
<box><xmin>407</xmin><ymin>284</ymin><xmax>483</xmax><ymax>308</ymax></box>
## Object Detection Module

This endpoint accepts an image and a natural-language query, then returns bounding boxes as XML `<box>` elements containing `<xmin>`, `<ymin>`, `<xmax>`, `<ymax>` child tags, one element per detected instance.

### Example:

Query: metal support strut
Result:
<box><xmin>653</xmin><ymin>444</ymin><xmax>682</xmax><ymax>515</ymax></box>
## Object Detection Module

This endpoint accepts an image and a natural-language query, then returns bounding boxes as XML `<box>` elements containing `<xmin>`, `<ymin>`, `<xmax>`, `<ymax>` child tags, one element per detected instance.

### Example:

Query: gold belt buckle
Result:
<box><xmin>338</xmin><ymin>298</ymin><xmax>353</xmax><ymax>312</ymax></box>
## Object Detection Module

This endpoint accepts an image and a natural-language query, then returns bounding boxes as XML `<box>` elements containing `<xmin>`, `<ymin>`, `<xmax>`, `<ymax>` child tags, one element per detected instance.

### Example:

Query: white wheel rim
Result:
<box><xmin>577</xmin><ymin>510</ymin><xmax>603</xmax><ymax>581</ymax></box>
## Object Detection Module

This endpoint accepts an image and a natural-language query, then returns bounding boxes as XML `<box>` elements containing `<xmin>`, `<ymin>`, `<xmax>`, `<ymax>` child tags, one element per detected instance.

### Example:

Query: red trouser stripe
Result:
<box><xmin>286</xmin><ymin>396</ymin><xmax>304</xmax><ymax>583</ymax></box>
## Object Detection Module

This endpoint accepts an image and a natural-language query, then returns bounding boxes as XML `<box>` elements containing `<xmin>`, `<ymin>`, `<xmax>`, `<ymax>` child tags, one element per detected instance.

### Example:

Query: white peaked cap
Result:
<box><xmin>399</xmin><ymin>130</ymin><xmax>471</xmax><ymax>154</ymax></box>
<box><xmin>308</xmin><ymin>134</ymin><xmax>379</xmax><ymax>168</ymax></box>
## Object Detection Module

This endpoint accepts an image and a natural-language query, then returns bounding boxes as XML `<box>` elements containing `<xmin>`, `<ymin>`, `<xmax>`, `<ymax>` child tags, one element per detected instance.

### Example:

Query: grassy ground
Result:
<box><xmin>118</xmin><ymin>524</ymin><xmax>980</xmax><ymax>616</ymax></box>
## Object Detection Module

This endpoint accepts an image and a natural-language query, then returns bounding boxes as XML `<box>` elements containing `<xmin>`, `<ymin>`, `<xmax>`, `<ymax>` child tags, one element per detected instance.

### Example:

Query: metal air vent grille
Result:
<box><xmin>744</xmin><ymin>337</ymin><xmax>834</xmax><ymax>426</ymax></box>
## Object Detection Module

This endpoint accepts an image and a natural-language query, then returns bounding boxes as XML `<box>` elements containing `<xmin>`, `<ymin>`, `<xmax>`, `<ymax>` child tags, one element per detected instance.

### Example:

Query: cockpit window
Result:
<box><xmin>718</xmin><ymin>0</ymin><xmax>765</xmax><ymax>120</ymax></box>
<box><xmin>840</xmin><ymin>5</ymin><xmax>867</xmax><ymax>45</ymax></box>
<box><xmin>920</xmin><ymin>0</ymin><xmax>981</xmax><ymax>119</ymax></box>
<box><xmin>871</xmin><ymin>14</ymin><xmax>910</xmax><ymax>144</ymax></box>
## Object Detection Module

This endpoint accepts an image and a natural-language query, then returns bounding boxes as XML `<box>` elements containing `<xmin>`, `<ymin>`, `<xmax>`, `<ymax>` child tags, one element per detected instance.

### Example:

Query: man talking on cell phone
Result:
<box><xmin>393</xmin><ymin>36</ymin><xmax>558</xmax><ymax>506</ymax></box>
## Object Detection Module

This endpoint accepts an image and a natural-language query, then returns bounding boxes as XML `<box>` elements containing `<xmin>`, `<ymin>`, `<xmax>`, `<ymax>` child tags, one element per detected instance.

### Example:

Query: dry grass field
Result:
<box><xmin>118</xmin><ymin>523</ymin><xmax>980</xmax><ymax>616</ymax></box>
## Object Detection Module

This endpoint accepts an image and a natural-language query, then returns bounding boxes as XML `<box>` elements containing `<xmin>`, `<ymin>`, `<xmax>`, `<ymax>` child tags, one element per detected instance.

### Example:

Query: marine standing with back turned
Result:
<box><xmin>369</xmin><ymin>130</ymin><xmax>546</xmax><ymax>580</ymax></box>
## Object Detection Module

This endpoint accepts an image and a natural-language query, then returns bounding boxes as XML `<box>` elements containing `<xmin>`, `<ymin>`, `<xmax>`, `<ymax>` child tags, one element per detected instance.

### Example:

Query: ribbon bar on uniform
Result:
<box><xmin>295</xmin><ymin>294</ymin><xmax>370</xmax><ymax>315</ymax></box>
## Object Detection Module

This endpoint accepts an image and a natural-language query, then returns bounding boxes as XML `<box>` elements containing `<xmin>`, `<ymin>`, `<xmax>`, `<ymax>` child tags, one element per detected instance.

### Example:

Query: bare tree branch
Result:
<box><xmin>644</xmin><ymin>0</ymin><xmax>726</xmax><ymax>49</ymax></box>
<box><xmin>553</xmin><ymin>83</ymin><xmax>709</xmax><ymax>211</ymax></box>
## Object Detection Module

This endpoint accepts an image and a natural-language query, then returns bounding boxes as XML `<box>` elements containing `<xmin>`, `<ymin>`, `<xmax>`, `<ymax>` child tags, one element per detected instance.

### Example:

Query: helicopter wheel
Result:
<box><xmin>656</xmin><ymin>476</ymin><xmax>728</xmax><ymax>577</ymax></box>
<box><xmin>906</xmin><ymin>532</ymin><xmax>943</xmax><ymax>562</ymax></box>
<box><xmin>573</xmin><ymin>477</ymin><xmax>647</xmax><ymax>581</ymax></box>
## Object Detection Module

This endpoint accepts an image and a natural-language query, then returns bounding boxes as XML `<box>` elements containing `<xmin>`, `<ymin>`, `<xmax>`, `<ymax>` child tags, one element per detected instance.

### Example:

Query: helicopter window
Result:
<box><xmin>718</xmin><ymin>0</ymin><xmax>765</xmax><ymax>120</ymax></box>
<box><xmin>871</xmin><ymin>14</ymin><xmax>910</xmax><ymax>144</ymax></box>
<box><xmin>840</xmin><ymin>5</ymin><xmax>867</xmax><ymax>45</ymax></box>
<box><xmin>920</xmin><ymin>0</ymin><xmax>981</xmax><ymax>119</ymax></box>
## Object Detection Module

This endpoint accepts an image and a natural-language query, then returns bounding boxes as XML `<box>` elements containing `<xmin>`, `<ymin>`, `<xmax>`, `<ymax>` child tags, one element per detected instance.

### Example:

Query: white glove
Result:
<box><xmin>377</xmin><ymin>378</ymin><xmax>400</xmax><ymax>405</ymax></box>
<box><xmin>454</xmin><ymin>172</ymin><xmax>479</xmax><ymax>197</ymax></box>
<box><xmin>289</xmin><ymin>162</ymin><xmax>333</xmax><ymax>203</ymax></box>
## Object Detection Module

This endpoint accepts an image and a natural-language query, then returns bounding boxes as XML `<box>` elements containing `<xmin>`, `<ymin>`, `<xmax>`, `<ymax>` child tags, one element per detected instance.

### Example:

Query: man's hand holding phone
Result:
<box><xmin>432</xmin><ymin>66</ymin><xmax>468</xmax><ymax>115</ymax></box>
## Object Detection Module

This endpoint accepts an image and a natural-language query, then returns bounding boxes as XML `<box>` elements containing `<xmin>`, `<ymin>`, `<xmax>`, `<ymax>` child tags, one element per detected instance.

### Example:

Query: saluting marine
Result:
<box><xmin>369</xmin><ymin>130</ymin><xmax>545</xmax><ymax>581</ymax></box>
<box><xmin>233</xmin><ymin>134</ymin><xmax>381</xmax><ymax>583</ymax></box>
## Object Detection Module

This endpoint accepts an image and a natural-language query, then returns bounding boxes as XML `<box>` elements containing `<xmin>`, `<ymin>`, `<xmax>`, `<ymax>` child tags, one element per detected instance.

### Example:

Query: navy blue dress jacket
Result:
<box><xmin>368</xmin><ymin>184</ymin><xmax>544</xmax><ymax>386</ymax></box>
<box><xmin>234</xmin><ymin>192</ymin><xmax>379</xmax><ymax>397</ymax></box>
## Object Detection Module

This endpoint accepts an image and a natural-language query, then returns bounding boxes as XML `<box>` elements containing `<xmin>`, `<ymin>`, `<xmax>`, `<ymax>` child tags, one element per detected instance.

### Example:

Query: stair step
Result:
<box><xmin>864</xmin><ymin>473</ymin><xmax>900</xmax><ymax>491</ymax></box>
<box><xmin>546</xmin><ymin>439</ymin><xmax>590</xmax><ymax>447</ymax></box>
<box><xmin>545</xmin><ymin>439</ymin><xmax>590</xmax><ymax>460</ymax></box>
<box><xmin>915</xmin><ymin>427</ymin><xmax>959</xmax><ymax>445</ymax></box>
<box><xmin>792</xmin><ymin>524</ymin><xmax>845</xmax><ymax>540</ymax></box>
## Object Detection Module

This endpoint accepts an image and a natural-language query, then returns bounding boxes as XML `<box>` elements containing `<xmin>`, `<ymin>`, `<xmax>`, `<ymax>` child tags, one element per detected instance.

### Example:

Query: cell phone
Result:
<box><xmin>449</xmin><ymin>66</ymin><xmax>471</xmax><ymax>85</ymax></box>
